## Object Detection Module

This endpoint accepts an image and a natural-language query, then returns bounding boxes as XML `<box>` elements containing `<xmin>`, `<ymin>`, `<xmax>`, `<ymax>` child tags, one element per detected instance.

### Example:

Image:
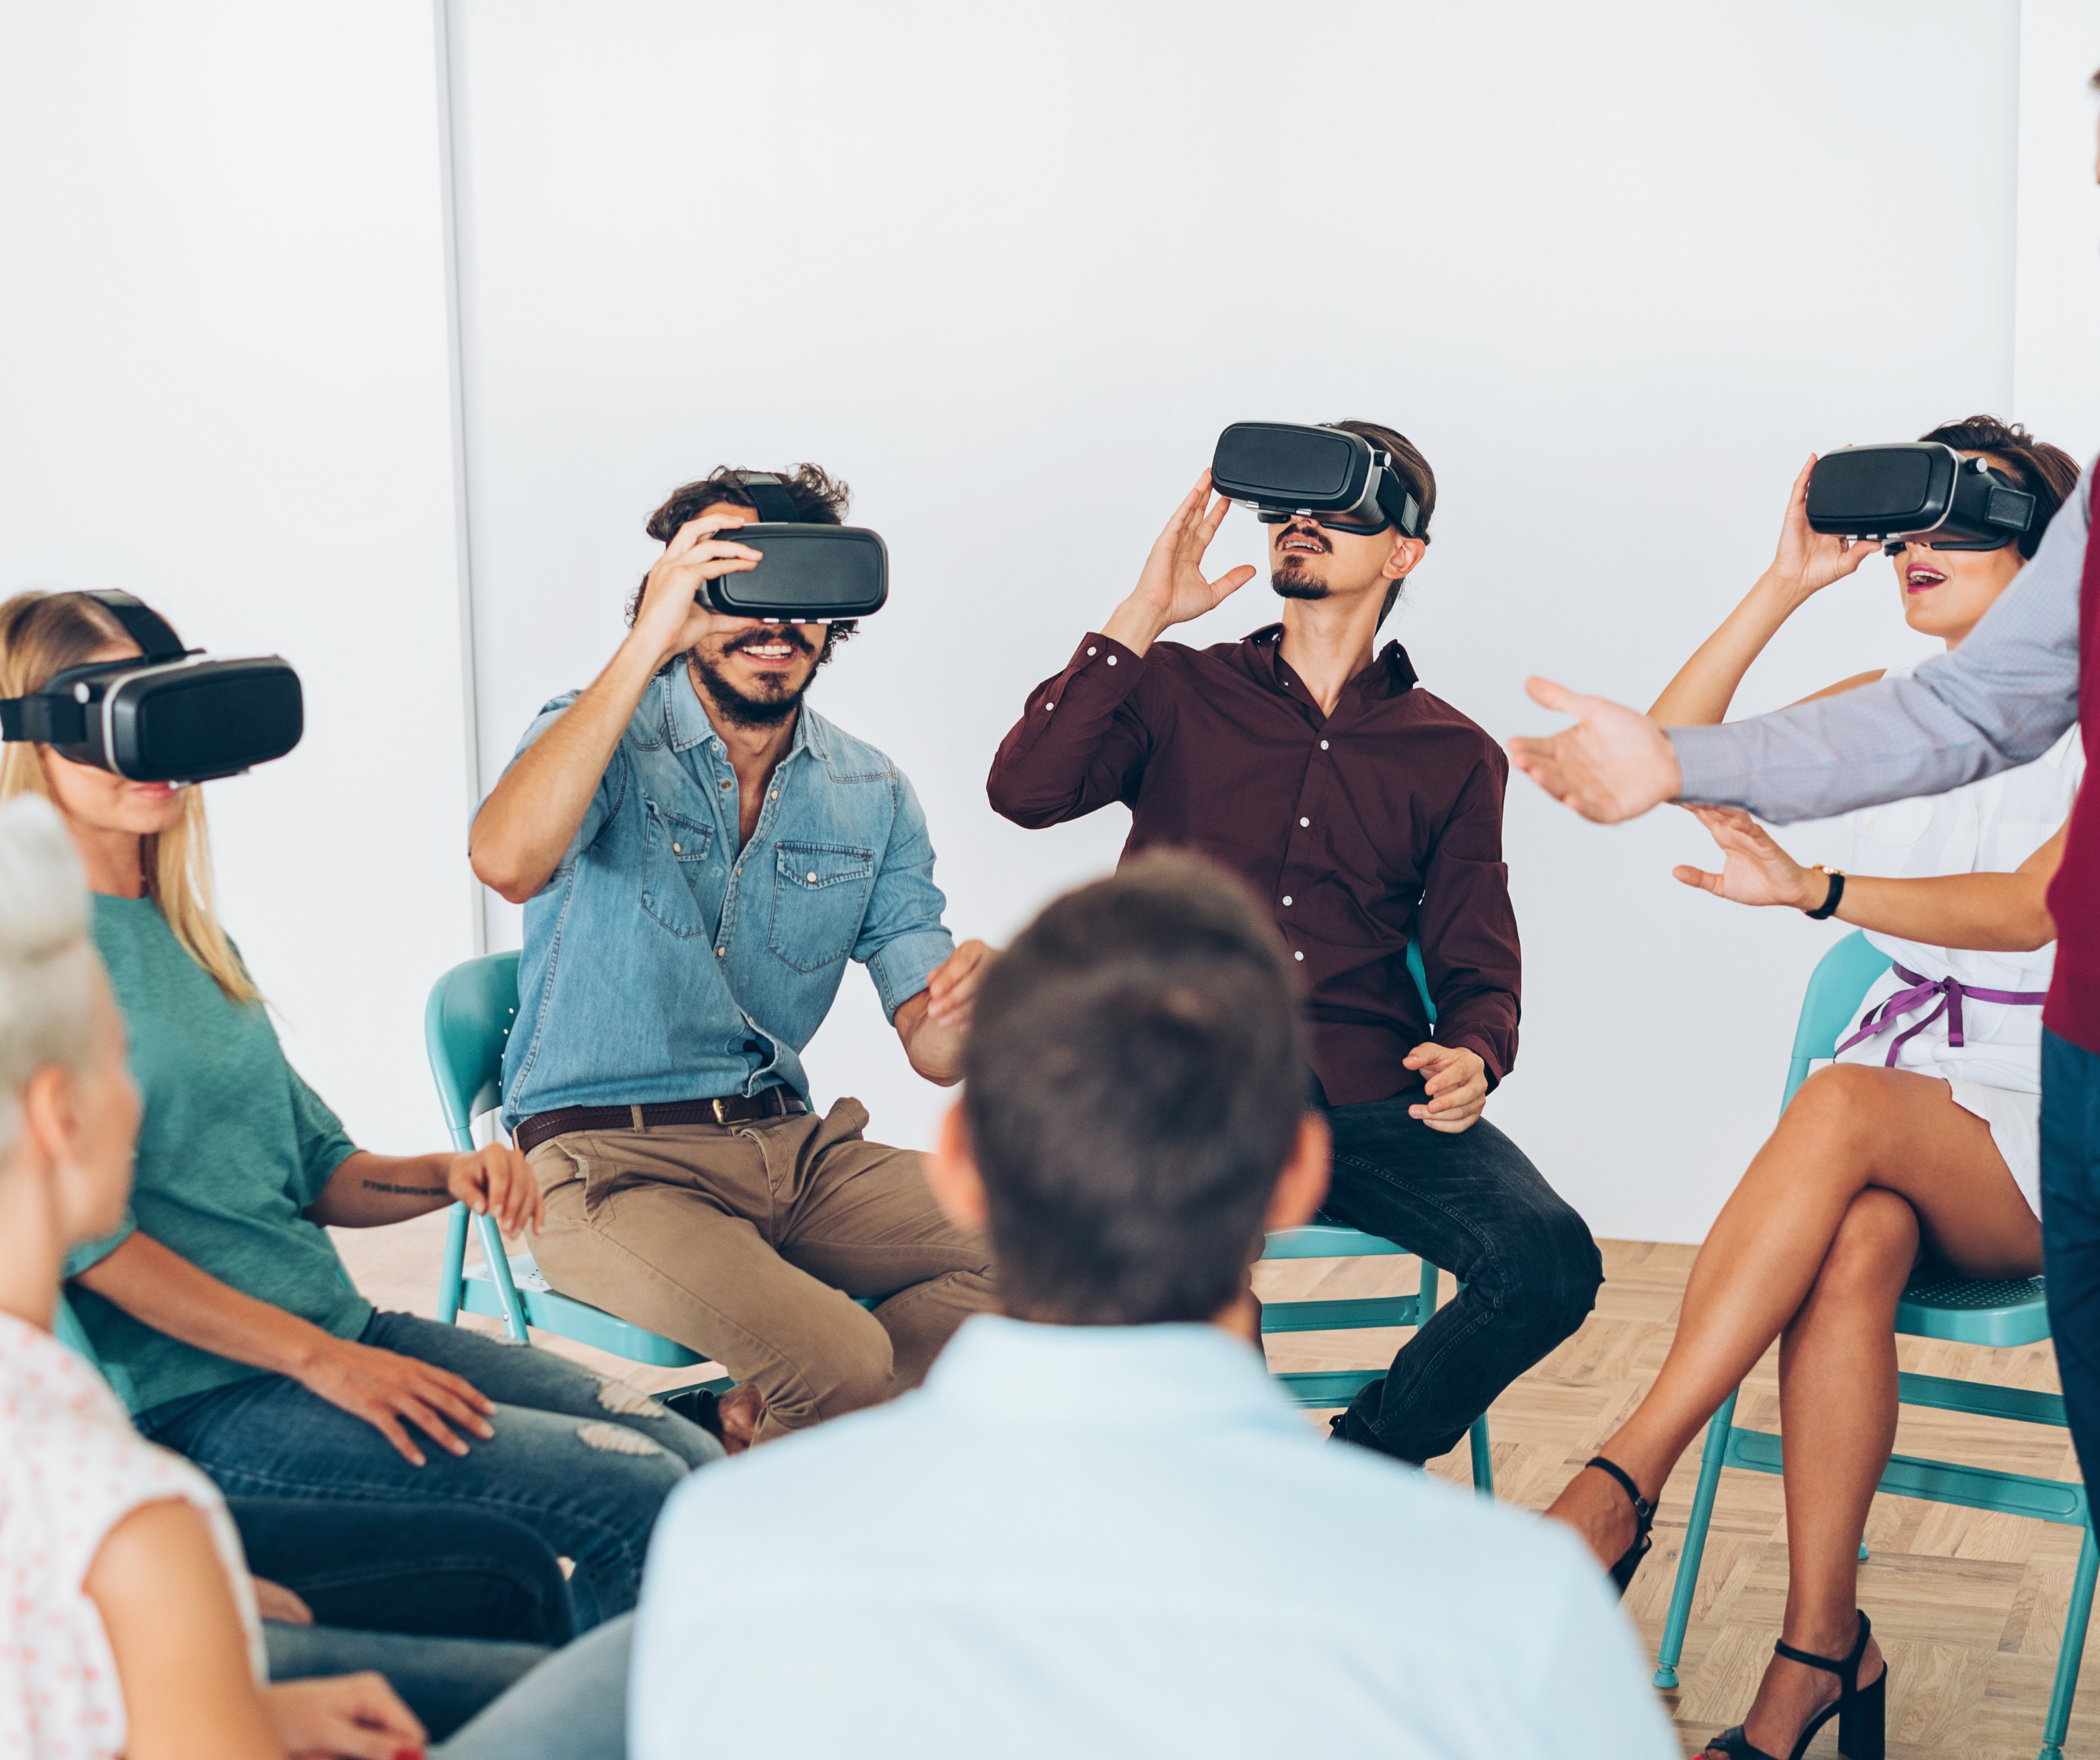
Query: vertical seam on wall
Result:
<box><xmin>433</xmin><ymin>0</ymin><xmax>487</xmax><ymax>958</ymax></box>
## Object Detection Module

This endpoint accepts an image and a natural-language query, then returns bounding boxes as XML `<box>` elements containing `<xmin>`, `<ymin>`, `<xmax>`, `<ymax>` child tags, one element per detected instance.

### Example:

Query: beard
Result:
<box><xmin>689</xmin><ymin>632</ymin><xmax>818</xmax><ymax>729</ymax></box>
<box><xmin>1270</xmin><ymin>563</ymin><xmax>1331</xmax><ymax>601</ymax></box>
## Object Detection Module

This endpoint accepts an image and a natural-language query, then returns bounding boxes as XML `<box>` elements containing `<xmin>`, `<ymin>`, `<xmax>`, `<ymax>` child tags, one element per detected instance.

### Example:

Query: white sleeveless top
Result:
<box><xmin>1836</xmin><ymin>664</ymin><xmax>2084</xmax><ymax>1213</ymax></box>
<box><xmin>0</xmin><ymin>1311</ymin><xmax>262</xmax><ymax>1760</ymax></box>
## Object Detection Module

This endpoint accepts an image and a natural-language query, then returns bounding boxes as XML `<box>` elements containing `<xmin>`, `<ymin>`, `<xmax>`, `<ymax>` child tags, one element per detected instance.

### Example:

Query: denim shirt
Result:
<box><xmin>497</xmin><ymin>664</ymin><xmax>955</xmax><ymax>1129</ymax></box>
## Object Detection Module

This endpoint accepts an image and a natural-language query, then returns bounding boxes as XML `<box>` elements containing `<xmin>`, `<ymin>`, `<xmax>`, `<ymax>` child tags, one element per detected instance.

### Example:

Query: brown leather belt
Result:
<box><xmin>514</xmin><ymin>1089</ymin><xmax>806</xmax><ymax>1156</ymax></box>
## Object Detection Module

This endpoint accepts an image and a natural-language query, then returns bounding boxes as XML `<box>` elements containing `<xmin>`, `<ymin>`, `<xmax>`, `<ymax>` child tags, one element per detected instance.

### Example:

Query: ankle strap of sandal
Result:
<box><xmin>1585</xmin><ymin>1454</ymin><xmax>1655</xmax><ymax>1523</ymax></box>
<box><xmin>1773</xmin><ymin>1611</ymin><xmax>1871</xmax><ymax>1682</ymax></box>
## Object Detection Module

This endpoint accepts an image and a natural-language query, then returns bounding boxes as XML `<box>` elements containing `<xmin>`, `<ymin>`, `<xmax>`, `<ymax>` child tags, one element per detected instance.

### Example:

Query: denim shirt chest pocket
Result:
<box><xmin>768</xmin><ymin>842</ymin><xmax>875</xmax><ymax>972</ymax></box>
<box><xmin>640</xmin><ymin>794</ymin><xmax>719</xmax><ymax>939</ymax></box>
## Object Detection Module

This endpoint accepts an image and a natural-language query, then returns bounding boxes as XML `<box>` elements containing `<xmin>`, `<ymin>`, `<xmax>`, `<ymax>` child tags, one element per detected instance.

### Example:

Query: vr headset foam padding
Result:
<box><xmin>0</xmin><ymin>591</ymin><xmax>303</xmax><ymax>784</ymax></box>
<box><xmin>1209</xmin><ymin>422</ymin><xmax>1425</xmax><ymax>537</ymax></box>
<box><xmin>1806</xmin><ymin>443</ymin><xmax>2036</xmax><ymax>553</ymax></box>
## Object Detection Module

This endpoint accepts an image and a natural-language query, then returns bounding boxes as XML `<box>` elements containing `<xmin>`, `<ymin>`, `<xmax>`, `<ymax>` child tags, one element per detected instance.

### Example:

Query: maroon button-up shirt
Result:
<box><xmin>987</xmin><ymin>625</ymin><xmax>1520</xmax><ymax>1106</ymax></box>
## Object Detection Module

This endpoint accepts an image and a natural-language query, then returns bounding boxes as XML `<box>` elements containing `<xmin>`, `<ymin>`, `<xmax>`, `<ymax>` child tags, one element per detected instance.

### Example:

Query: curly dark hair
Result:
<box><xmin>626</xmin><ymin>463</ymin><xmax>860</xmax><ymax>665</ymax></box>
<box><xmin>1916</xmin><ymin>416</ymin><xmax>2079</xmax><ymax>559</ymax></box>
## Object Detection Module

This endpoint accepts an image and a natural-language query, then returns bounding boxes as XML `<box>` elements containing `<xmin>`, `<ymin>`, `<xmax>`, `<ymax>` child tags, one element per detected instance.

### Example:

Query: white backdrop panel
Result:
<box><xmin>0</xmin><ymin>1</ymin><xmax>477</xmax><ymax>1151</ymax></box>
<box><xmin>448</xmin><ymin>0</ymin><xmax>2032</xmax><ymax>1242</ymax></box>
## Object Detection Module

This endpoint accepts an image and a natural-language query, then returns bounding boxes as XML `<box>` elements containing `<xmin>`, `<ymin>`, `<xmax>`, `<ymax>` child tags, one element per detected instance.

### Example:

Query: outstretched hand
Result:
<box><xmin>1101</xmin><ymin>472</ymin><xmax>1258</xmax><ymax>657</ymax></box>
<box><xmin>1507</xmin><ymin>678</ymin><xmax>1683</xmax><ymax>823</ymax></box>
<box><xmin>1672</xmin><ymin>805</ymin><xmax>1821</xmax><ymax>910</ymax></box>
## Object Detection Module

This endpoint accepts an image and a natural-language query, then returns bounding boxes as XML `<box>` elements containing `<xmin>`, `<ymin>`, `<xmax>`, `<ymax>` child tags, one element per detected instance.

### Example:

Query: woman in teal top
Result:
<box><xmin>2</xmin><ymin>590</ymin><xmax>721</xmax><ymax>1630</ymax></box>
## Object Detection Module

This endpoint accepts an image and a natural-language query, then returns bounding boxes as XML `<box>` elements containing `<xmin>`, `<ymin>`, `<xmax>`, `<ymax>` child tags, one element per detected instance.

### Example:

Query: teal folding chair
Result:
<box><xmin>1257</xmin><ymin>940</ymin><xmax>1496</xmax><ymax>1496</ymax></box>
<box><xmin>1651</xmin><ymin>930</ymin><xmax>2095</xmax><ymax>1760</ymax></box>
<box><xmin>425</xmin><ymin>951</ymin><xmax>730</xmax><ymax>1395</ymax></box>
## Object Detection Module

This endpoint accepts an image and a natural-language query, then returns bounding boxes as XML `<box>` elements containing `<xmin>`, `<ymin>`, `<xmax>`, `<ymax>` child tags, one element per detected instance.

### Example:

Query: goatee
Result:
<box><xmin>1271</xmin><ymin>567</ymin><xmax>1330</xmax><ymax>602</ymax></box>
<box><xmin>689</xmin><ymin>652</ymin><xmax>811</xmax><ymax>730</ymax></box>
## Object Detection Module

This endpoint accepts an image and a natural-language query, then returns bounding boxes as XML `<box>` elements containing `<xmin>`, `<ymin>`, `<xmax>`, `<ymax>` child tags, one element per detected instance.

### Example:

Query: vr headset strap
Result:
<box><xmin>737</xmin><ymin>473</ymin><xmax>804</xmax><ymax>524</ymax></box>
<box><xmin>0</xmin><ymin>592</ymin><xmax>186</xmax><ymax>745</ymax></box>
<box><xmin>1375</xmin><ymin>472</ymin><xmax>1424</xmax><ymax>539</ymax></box>
<box><xmin>89</xmin><ymin>591</ymin><xmax>188</xmax><ymax>663</ymax></box>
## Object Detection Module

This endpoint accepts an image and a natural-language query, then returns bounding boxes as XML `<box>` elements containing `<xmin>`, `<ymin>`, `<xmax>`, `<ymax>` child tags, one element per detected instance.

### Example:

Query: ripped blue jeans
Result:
<box><xmin>135</xmin><ymin>1311</ymin><xmax>723</xmax><ymax>1630</ymax></box>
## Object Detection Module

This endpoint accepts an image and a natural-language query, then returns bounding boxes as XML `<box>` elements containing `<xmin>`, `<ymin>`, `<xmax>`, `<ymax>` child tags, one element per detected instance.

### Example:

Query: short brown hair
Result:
<box><xmin>961</xmin><ymin>852</ymin><xmax>1309</xmax><ymax>1326</ymax></box>
<box><xmin>1329</xmin><ymin>419</ymin><xmax>1435</xmax><ymax>625</ymax></box>
<box><xmin>626</xmin><ymin>464</ymin><xmax>859</xmax><ymax>664</ymax></box>
<box><xmin>1917</xmin><ymin>416</ymin><xmax>2079</xmax><ymax>558</ymax></box>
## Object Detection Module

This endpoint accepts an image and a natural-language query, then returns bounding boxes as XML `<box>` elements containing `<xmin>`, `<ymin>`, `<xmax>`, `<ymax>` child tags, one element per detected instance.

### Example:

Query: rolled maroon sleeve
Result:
<box><xmin>986</xmin><ymin>633</ymin><xmax>1152</xmax><ymax>827</ymax></box>
<box><xmin>1415</xmin><ymin>752</ymin><xmax>1521</xmax><ymax>1085</ymax></box>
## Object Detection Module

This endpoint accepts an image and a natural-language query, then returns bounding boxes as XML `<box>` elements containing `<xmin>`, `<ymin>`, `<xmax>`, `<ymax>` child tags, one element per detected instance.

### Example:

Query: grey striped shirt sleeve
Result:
<box><xmin>1668</xmin><ymin>459</ymin><xmax>2091</xmax><ymax>826</ymax></box>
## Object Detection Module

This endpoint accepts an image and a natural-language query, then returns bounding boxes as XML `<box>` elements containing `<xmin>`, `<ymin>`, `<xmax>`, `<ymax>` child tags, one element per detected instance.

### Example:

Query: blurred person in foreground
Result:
<box><xmin>629</xmin><ymin>852</ymin><xmax>1675</xmax><ymax>1760</ymax></box>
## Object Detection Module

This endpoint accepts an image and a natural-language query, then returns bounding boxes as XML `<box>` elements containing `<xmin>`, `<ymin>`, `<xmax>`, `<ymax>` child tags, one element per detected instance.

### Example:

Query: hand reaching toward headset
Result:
<box><xmin>1763</xmin><ymin>454</ymin><xmax>1879</xmax><ymax>607</ymax></box>
<box><xmin>632</xmin><ymin>514</ymin><xmax>766</xmax><ymax>668</ymax></box>
<box><xmin>1101</xmin><ymin>472</ymin><xmax>1258</xmax><ymax>657</ymax></box>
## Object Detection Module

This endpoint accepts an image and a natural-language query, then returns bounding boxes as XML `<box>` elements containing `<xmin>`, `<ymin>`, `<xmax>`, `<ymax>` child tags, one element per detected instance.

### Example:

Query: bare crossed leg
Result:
<box><xmin>1544</xmin><ymin>1063</ymin><xmax>2042</xmax><ymax>1758</ymax></box>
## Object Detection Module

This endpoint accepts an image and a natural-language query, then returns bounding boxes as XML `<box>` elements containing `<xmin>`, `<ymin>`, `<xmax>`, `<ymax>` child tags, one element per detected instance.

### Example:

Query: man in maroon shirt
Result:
<box><xmin>989</xmin><ymin>420</ymin><xmax>1602</xmax><ymax>1464</ymax></box>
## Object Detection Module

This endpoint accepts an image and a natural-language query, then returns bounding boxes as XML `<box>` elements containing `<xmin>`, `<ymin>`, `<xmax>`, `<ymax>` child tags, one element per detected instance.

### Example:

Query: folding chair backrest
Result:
<box><xmin>1778</xmin><ymin>930</ymin><xmax>1893</xmax><ymax>1113</ymax></box>
<box><xmin>1406</xmin><ymin>938</ymin><xmax>1436</xmax><ymax>1028</ymax></box>
<box><xmin>424</xmin><ymin>950</ymin><xmax>522</xmax><ymax>1152</ymax></box>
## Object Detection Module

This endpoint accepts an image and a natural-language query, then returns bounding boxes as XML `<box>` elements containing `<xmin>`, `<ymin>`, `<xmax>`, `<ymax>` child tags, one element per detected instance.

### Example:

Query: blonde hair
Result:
<box><xmin>0</xmin><ymin>795</ymin><xmax>101</xmax><ymax>1155</ymax></box>
<box><xmin>0</xmin><ymin>591</ymin><xmax>258</xmax><ymax>1006</ymax></box>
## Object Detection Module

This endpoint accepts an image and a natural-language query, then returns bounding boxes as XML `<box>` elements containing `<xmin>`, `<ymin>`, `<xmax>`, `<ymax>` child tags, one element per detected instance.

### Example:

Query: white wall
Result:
<box><xmin>446</xmin><ymin>0</ymin><xmax>2061</xmax><ymax>1242</ymax></box>
<box><xmin>0</xmin><ymin>2</ymin><xmax>477</xmax><ymax>1150</ymax></box>
<box><xmin>9</xmin><ymin>2</ymin><xmax>2095</xmax><ymax>1243</ymax></box>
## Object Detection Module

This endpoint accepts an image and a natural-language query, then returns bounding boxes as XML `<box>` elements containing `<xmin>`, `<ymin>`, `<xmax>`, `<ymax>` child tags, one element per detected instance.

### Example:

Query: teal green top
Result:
<box><xmin>65</xmin><ymin>895</ymin><xmax>370</xmax><ymax>1416</ymax></box>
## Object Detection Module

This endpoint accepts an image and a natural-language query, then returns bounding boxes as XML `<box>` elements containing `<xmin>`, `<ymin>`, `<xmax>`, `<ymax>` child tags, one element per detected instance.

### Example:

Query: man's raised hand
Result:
<box><xmin>631</xmin><ymin>514</ymin><xmax>765</xmax><ymax>666</ymax></box>
<box><xmin>1507</xmin><ymin>677</ymin><xmax>1683</xmax><ymax>824</ymax></box>
<box><xmin>1101</xmin><ymin>472</ymin><xmax>1258</xmax><ymax>657</ymax></box>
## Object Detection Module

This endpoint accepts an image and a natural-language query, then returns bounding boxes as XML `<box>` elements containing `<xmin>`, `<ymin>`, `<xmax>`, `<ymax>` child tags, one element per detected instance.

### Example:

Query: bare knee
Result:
<box><xmin>1816</xmin><ymin>1189</ymin><xmax>1919</xmax><ymax>1298</ymax></box>
<box><xmin>1785</xmin><ymin>1063</ymin><xmax>1896</xmax><ymax>1147</ymax></box>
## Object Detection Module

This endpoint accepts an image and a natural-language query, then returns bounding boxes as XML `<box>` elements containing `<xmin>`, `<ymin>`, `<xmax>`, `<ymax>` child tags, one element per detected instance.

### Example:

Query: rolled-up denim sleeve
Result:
<box><xmin>1671</xmin><ymin>458</ymin><xmax>2090</xmax><ymax>823</ymax></box>
<box><xmin>855</xmin><ymin>772</ymin><xmax>956</xmax><ymax>1020</ymax></box>
<box><xmin>483</xmin><ymin>694</ymin><xmax>620</xmax><ymax>877</ymax></box>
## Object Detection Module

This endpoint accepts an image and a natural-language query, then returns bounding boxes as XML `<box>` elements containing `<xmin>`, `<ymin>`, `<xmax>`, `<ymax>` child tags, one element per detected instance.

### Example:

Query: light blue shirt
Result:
<box><xmin>1673</xmin><ymin>459</ymin><xmax>2091</xmax><ymax>821</ymax></box>
<box><xmin>630</xmin><ymin>1316</ymin><xmax>1675</xmax><ymax>1760</ymax></box>
<box><xmin>496</xmin><ymin>665</ymin><xmax>955</xmax><ymax>1128</ymax></box>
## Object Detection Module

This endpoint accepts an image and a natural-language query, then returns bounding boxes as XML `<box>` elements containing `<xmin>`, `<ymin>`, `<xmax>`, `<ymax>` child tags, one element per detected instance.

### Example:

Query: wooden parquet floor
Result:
<box><xmin>337</xmin><ymin>1220</ymin><xmax>2093</xmax><ymax>1759</ymax></box>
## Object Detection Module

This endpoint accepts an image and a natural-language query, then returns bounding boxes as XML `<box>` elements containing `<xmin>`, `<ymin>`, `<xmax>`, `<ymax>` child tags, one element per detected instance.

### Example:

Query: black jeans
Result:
<box><xmin>2042</xmin><ymin>1030</ymin><xmax>2100</xmax><ymax>1490</ymax></box>
<box><xmin>1317</xmin><ymin>1077</ymin><xmax>1603</xmax><ymax>1463</ymax></box>
<box><xmin>228</xmin><ymin>1498</ymin><xmax>576</xmax><ymax>1644</ymax></box>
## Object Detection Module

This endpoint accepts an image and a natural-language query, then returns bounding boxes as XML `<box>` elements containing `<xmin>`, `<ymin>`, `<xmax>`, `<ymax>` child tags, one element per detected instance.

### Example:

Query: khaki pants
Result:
<box><xmin>524</xmin><ymin>1098</ymin><xmax>995</xmax><ymax>1442</ymax></box>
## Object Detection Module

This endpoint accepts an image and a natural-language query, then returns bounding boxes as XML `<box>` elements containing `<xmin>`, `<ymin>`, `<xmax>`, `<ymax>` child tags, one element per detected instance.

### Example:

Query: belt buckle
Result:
<box><xmin>712</xmin><ymin>1096</ymin><xmax>729</xmax><ymax>1125</ymax></box>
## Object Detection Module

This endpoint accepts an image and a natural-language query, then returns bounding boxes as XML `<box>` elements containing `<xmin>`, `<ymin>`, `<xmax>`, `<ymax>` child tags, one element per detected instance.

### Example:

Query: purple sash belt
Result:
<box><xmin>1834</xmin><ymin>962</ymin><xmax>2049</xmax><ymax>1068</ymax></box>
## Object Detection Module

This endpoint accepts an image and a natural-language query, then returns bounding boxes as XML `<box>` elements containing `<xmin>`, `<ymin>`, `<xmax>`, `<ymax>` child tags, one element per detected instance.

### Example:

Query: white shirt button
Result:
<box><xmin>1294</xmin><ymin>950</ymin><xmax>1304</xmax><ymax>961</ymax></box>
<box><xmin>1046</xmin><ymin>701</ymin><xmax>1055</xmax><ymax>710</ymax></box>
<box><xmin>1320</xmin><ymin>740</ymin><xmax>1330</xmax><ymax>750</ymax></box>
<box><xmin>1299</xmin><ymin>817</ymin><xmax>1309</xmax><ymax>827</ymax></box>
<box><xmin>769</xmin><ymin>790</ymin><xmax>778</xmax><ymax>800</ymax></box>
<box><xmin>716</xmin><ymin>946</ymin><xmax>726</xmax><ymax>957</ymax></box>
<box><xmin>1106</xmin><ymin>655</ymin><xmax>1117</xmax><ymax>666</ymax></box>
<box><xmin>671</xmin><ymin>842</ymin><xmax>682</xmax><ymax>854</ymax></box>
<box><xmin>807</xmin><ymin>871</ymin><xmax>818</xmax><ymax>883</ymax></box>
<box><xmin>1282</xmin><ymin>895</ymin><xmax>1293</xmax><ymax>907</ymax></box>
<box><xmin>1086</xmin><ymin>646</ymin><xmax>1098</xmax><ymax>657</ymax></box>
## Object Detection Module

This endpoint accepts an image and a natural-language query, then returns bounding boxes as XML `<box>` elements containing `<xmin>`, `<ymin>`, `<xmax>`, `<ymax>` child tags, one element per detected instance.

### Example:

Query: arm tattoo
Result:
<box><xmin>360</xmin><ymin>1179</ymin><xmax>448</xmax><ymax>1196</ymax></box>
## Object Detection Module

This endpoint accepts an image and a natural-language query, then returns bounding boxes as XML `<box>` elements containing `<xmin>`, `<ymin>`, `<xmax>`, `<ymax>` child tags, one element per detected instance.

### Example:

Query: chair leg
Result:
<box><xmin>1467</xmin><ymin>1414</ymin><xmax>1495</xmax><ymax>1498</ymax></box>
<box><xmin>437</xmin><ymin>1201</ymin><xmax>469</xmax><ymax>1325</ymax></box>
<box><xmin>1655</xmin><ymin>1387</ymin><xmax>1740</xmax><ymax>1689</ymax></box>
<box><xmin>475</xmin><ymin>1210</ymin><xmax>533</xmax><ymax>1343</ymax></box>
<box><xmin>2039</xmin><ymin>1518</ymin><xmax>2098</xmax><ymax>1760</ymax></box>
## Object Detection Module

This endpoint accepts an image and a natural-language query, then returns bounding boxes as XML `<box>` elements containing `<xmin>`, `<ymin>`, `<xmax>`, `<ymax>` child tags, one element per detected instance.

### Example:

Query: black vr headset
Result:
<box><xmin>0</xmin><ymin>592</ymin><xmax>303</xmax><ymax>784</ymax></box>
<box><xmin>698</xmin><ymin>473</ymin><xmax>888</xmax><ymax>622</ymax></box>
<box><xmin>1210</xmin><ymin>422</ymin><xmax>1427</xmax><ymax>537</ymax></box>
<box><xmin>1806</xmin><ymin>443</ymin><xmax>2037</xmax><ymax>555</ymax></box>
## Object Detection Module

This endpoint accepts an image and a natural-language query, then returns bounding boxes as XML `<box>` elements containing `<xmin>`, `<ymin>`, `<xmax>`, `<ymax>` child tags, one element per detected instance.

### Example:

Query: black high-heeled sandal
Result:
<box><xmin>1585</xmin><ymin>1455</ymin><xmax>1654</xmax><ymax>1597</ymax></box>
<box><xmin>1706</xmin><ymin>1610</ymin><xmax>1885</xmax><ymax>1760</ymax></box>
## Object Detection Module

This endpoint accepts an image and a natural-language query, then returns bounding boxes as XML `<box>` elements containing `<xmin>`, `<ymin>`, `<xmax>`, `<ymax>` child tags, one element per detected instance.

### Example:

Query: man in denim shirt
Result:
<box><xmin>472</xmin><ymin>464</ymin><xmax>996</xmax><ymax>1448</ymax></box>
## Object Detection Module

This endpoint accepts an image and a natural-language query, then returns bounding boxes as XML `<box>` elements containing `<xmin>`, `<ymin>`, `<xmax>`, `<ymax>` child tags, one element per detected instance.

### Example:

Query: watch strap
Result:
<box><xmin>1805</xmin><ymin>867</ymin><xmax>1846</xmax><ymax>920</ymax></box>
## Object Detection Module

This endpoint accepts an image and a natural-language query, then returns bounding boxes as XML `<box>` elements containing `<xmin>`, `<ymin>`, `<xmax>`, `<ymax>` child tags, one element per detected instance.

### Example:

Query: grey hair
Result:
<box><xmin>0</xmin><ymin>796</ymin><xmax>99</xmax><ymax>1156</ymax></box>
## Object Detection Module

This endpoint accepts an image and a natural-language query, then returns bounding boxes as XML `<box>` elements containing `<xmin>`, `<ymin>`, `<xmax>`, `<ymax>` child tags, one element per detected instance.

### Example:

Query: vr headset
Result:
<box><xmin>0</xmin><ymin>592</ymin><xmax>303</xmax><ymax>784</ymax></box>
<box><xmin>1210</xmin><ymin>422</ymin><xmax>1426</xmax><ymax>537</ymax></box>
<box><xmin>697</xmin><ymin>473</ymin><xmax>888</xmax><ymax>621</ymax></box>
<box><xmin>1805</xmin><ymin>443</ymin><xmax>2036</xmax><ymax>555</ymax></box>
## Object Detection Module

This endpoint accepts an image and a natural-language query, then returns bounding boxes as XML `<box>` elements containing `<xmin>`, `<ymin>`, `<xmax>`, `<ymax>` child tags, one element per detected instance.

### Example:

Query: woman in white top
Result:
<box><xmin>0</xmin><ymin>795</ymin><xmax>423</xmax><ymax>1760</ymax></box>
<box><xmin>1542</xmin><ymin>416</ymin><xmax>2082</xmax><ymax>1760</ymax></box>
